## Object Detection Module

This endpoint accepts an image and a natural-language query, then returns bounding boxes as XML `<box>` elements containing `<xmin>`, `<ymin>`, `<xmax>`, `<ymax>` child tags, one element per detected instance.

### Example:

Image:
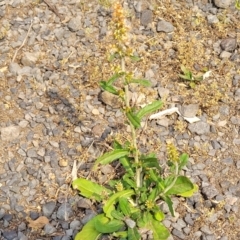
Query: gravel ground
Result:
<box><xmin>0</xmin><ymin>0</ymin><xmax>240</xmax><ymax>239</ymax></box>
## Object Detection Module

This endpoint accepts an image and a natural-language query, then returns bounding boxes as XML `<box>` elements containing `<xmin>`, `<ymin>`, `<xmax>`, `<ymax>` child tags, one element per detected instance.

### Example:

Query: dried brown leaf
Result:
<box><xmin>27</xmin><ymin>216</ymin><xmax>49</xmax><ymax>229</ymax></box>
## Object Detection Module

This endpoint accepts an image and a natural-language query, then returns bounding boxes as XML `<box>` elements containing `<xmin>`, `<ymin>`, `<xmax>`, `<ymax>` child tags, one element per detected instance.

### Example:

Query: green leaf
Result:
<box><xmin>128</xmin><ymin>227</ymin><xmax>141</xmax><ymax>240</ymax></box>
<box><xmin>129</xmin><ymin>78</ymin><xmax>151</xmax><ymax>87</ymax></box>
<box><xmin>165</xmin><ymin>176</ymin><xmax>194</xmax><ymax>196</ymax></box>
<box><xmin>94</xmin><ymin>214</ymin><xmax>124</xmax><ymax>233</ymax></box>
<box><xmin>177</xmin><ymin>183</ymin><xmax>198</xmax><ymax>197</ymax></box>
<box><xmin>113</xmin><ymin>140</ymin><xmax>123</xmax><ymax>149</ymax></box>
<box><xmin>130</xmin><ymin>55</ymin><xmax>141</xmax><ymax>62</ymax></box>
<box><xmin>120</xmin><ymin>157</ymin><xmax>134</xmax><ymax>176</ymax></box>
<box><xmin>161</xmin><ymin>195</ymin><xmax>174</xmax><ymax>216</ymax></box>
<box><xmin>178</xmin><ymin>153</ymin><xmax>189</xmax><ymax>170</ymax></box>
<box><xmin>107</xmin><ymin>72</ymin><xmax>123</xmax><ymax>85</ymax></box>
<box><xmin>72</xmin><ymin>178</ymin><xmax>111</xmax><ymax>201</ymax></box>
<box><xmin>94</xmin><ymin>149</ymin><xmax>129</xmax><ymax>169</ymax></box>
<box><xmin>119</xmin><ymin>197</ymin><xmax>131</xmax><ymax>216</ymax></box>
<box><xmin>154</xmin><ymin>210</ymin><xmax>165</xmax><ymax>221</ymax></box>
<box><xmin>180</xmin><ymin>65</ymin><xmax>188</xmax><ymax>74</ymax></box>
<box><xmin>113</xmin><ymin>231</ymin><xmax>128</xmax><ymax>238</ymax></box>
<box><xmin>74</xmin><ymin>217</ymin><xmax>102</xmax><ymax>240</ymax></box>
<box><xmin>189</xmin><ymin>82</ymin><xmax>196</xmax><ymax>88</ymax></box>
<box><xmin>236</xmin><ymin>0</ymin><xmax>240</xmax><ymax>10</ymax></box>
<box><xmin>147</xmin><ymin>188</ymin><xmax>159</xmax><ymax>202</ymax></box>
<box><xmin>126</xmin><ymin>111</ymin><xmax>141</xmax><ymax>128</ymax></box>
<box><xmin>136</xmin><ymin>100</ymin><xmax>163</xmax><ymax>120</ymax></box>
<box><xmin>108</xmin><ymin>53</ymin><xmax>116</xmax><ymax>62</ymax></box>
<box><xmin>111</xmin><ymin>210</ymin><xmax>125</xmax><ymax>220</ymax></box>
<box><xmin>179</xmin><ymin>74</ymin><xmax>192</xmax><ymax>81</ymax></box>
<box><xmin>142</xmin><ymin>156</ymin><xmax>161</xmax><ymax>171</ymax></box>
<box><xmin>103</xmin><ymin>190</ymin><xmax>135</xmax><ymax>218</ymax></box>
<box><xmin>138</xmin><ymin>212</ymin><xmax>170</xmax><ymax>240</ymax></box>
<box><xmin>122</xmin><ymin>174</ymin><xmax>136</xmax><ymax>188</ymax></box>
<box><xmin>100</xmin><ymin>81</ymin><xmax>118</xmax><ymax>94</ymax></box>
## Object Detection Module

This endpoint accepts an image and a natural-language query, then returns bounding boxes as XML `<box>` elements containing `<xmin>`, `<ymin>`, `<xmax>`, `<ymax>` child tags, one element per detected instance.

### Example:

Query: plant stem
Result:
<box><xmin>121</xmin><ymin>57</ymin><xmax>142</xmax><ymax>188</ymax></box>
<box><xmin>162</xmin><ymin>162</ymin><xmax>179</xmax><ymax>195</ymax></box>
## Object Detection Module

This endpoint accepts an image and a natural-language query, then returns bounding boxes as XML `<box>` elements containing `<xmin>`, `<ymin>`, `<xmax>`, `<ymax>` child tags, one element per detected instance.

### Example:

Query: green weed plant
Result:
<box><xmin>72</xmin><ymin>3</ymin><xmax>197</xmax><ymax>240</ymax></box>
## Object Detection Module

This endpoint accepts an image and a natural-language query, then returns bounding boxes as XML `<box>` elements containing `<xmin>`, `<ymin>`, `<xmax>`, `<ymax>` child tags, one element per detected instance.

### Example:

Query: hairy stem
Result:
<box><xmin>121</xmin><ymin>58</ymin><xmax>142</xmax><ymax>188</ymax></box>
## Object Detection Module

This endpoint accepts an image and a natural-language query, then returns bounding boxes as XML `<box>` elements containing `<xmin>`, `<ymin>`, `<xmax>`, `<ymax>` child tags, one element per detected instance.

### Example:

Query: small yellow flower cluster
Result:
<box><xmin>166</xmin><ymin>143</ymin><xmax>179</xmax><ymax>162</ymax></box>
<box><xmin>110</xmin><ymin>2</ymin><xmax>133</xmax><ymax>57</ymax></box>
<box><xmin>115</xmin><ymin>182</ymin><xmax>124</xmax><ymax>191</ymax></box>
<box><xmin>145</xmin><ymin>200</ymin><xmax>154</xmax><ymax>210</ymax></box>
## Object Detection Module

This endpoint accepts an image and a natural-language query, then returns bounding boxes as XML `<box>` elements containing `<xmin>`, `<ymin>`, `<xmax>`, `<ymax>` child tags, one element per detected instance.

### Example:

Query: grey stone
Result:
<box><xmin>157</xmin><ymin>87</ymin><xmax>170</xmax><ymax>98</ymax></box>
<box><xmin>156</xmin><ymin>118</ymin><xmax>169</xmax><ymax>127</ymax></box>
<box><xmin>21</xmin><ymin>52</ymin><xmax>40</xmax><ymax>67</ymax></box>
<box><xmin>37</xmin><ymin>148</ymin><xmax>45</xmax><ymax>157</ymax></box>
<box><xmin>220</xmin><ymin>38</ymin><xmax>237</xmax><ymax>52</ymax></box>
<box><xmin>222</xmin><ymin>157</ymin><xmax>233</xmax><ymax>165</ymax></box>
<box><xmin>100</xmin><ymin>165</ymin><xmax>114</xmax><ymax>175</ymax></box>
<box><xmin>184</xmin><ymin>213</ymin><xmax>194</xmax><ymax>225</ymax></box>
<box><xmin>19</xmin><ymin>120</ymin><xmax>29</xmax><ymax>128</ymax></box>
<box><xmin>211</xmin><ymin>140</ymin><xmax>221</xmax><ymax>149</ymax></box>
<box><xmin>232</xmin><ymin>74</ymin><xmax>240</xmax><ymax>86</ymax></box>
<box><xmin>140</xmin><ymin>10</ymin><xmax>153</xmax><ymax>26</ymax></box>
<box><xmin>81</xmin><ymin>211</ymin><xmax>97</xmax><ymax>224</ymax></box>
<box><xmin>99</xmin><ymin>91</ymin><xmax>122</xmax><ymax>108</ymax></box>
<box><xmin>207</xmin><ymin>15</ymin><xmax>219</xmax><ymax>24</ymax></box>
<box><xmin>70</xmin><ymin>220</ymin><xmax>82</xmax><ymax>230</ymax></box>
<box><xmin>66</xmin><ymin>228</ymin><xmax>73</xmax><ymax>236</ymax></box>
<box><xmin>30</xmin><ymin>211</ymin><xmax>39</xmax><ymax>220</ymax></box>
<box><xmin>179</xmin><ymin>104</ymin><xmax>199</xmax><ymax>118</ymax></box>
<box><xmin>2</xmin><ymin>230</ymin><xmax>18</xmax><ymax>239</ymax></box>
<box><xmin>202</xmin><ymin>186</ymin><xmax>219</xmax><ymax>199</ymax></box>
<box><xmin>18</xmin><ymin>222</ymin><xmax>27</xmax><ymax>231</ymax></box>
<box><xmin>214</xmin><ymin>0</ymin><xmax>233</xmax><ymax>8</ymax></box>
<box><xmin>0</xmin><ymin>208</ymin><xmax>5</xmax><ymax>219</ymax></box>
<box><xmin>236</xmin><ymin>161</ymin><xmax>240</xmax><ymax>169</ymax></box>
<box><xmin>233</xmin><ymin>139</ymin><xmax>240</xmax><ymax>145</ymax></box>
<box><xmin>42</xmin><ymin>201</ymin><xmax>56</xmax><ymax>217</ymax></box>
<box><xmin>219</xmin><ymin>105</ymin><xmax>230</xmax><ymax>115</ymax></box>
<box><xmin>68</xmin><ymin>16</ymin><xmax>82</xmax><ymax>32</ymax></box>
<box><xmin>172</xmin><ymin>229</ymin><xmax>186</xmax><ymax>239</ymax></box>
<box><xmin>230</xmin><ymin>116</ymin><xmax>240</xmax><ymax>125</ymax></box>
<box><xmin>0</xmin><ymin>125</ymin><xmax>20</xmax><ymax>141</ymax></box>
<box><xmin>235</xmin><ymin>88</ymin><xmax>240</xmax><ymax>97</ymax></box>
<box><xmin>35</xmin><ymin>102</ymin><xmax>44</xmax><ymax>109</ymax></box>
<box><xmin>44</xmin><ymin>223</ymin><xmax>57</xmax><ymax>235</ymax></box>
<box><xmin>202</xmin><ymin>235</ymin><xmax>216</xmax><ymax>240</ymax></box>
<box><xmin>172</xmin><ymin>218</ymin><xmax>186</xmax><ymax>231</ymax></box>
<box><xmin>157</xmin><ymin>20</ymin><xmax>174</xmax><ymax>33</ymax></box>
<box><xmin>27</xmin><ymin>148</ymin><xmax>37</xmax><ymax>158</ymax></box>
<box><xmin>57</xmin><ymin>202</ymin><xmax>74</xmax><ymax>220</ymax></box>
<box><xmin>77</xmin><ymin>198</ymin><xmax>91</xmax><ymax>209</ymax></box>
<box><xmin>8</xmin><ymin>62</ymin><xmax>21</xmax><ymax>75</ymax></box>
<box><xmin>188</xmin><ymin>121</ymin><xmax>210</xmax><ymax>135</ymax></box>
<box><xmin>220</xmin><ymin>51</ymin><xmax>232</xmax><ymax>59</ymax></box>
<box><xmin>200</xmin><ymin>225</ymin><xmax>213</xmax><ymax>235</ymax></box>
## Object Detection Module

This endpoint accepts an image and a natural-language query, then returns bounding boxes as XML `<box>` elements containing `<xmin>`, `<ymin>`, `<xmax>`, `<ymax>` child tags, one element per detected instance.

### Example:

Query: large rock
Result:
<box><xmin>68</xmin><ymin>16</ymin><xmax>82</xmax><ymax>32</ymax></box>
<box><xmin>99</xmin><ymin>91</ymin><xmax>122</xmax><ymax>108</ymax></box>
<box><xmin>214</xmin><ymin>0</ymin><xmax>233</xmax><ymax>8</ymax></box>
<box><xmin>220</xmin><ymin>38</ymin><xmax>237</xmax><ymax>52</ymax></box>
<box><xmin>21</xmin><ymin>52</ymin><xmax>40</xmax><ymax>67</ymax></box>
<box><xmin>0</xmin><ymin>125</ymin><xmax>20</xmax><ymax>141</ymax></box>
<box><xmin>179</xmin><ymin>104</ymin><xmax>199</xmax><ymax>118</ymax></box>
<box><xmin>140</xmin><ymin>10</ymin><xmax>153</xmax><ymax>26</ymax></box>
<box><xmin>188</xmin><ymin>121</ymin><xmax>210</xmax><ymax>135</ymax></box>
<box><xmin>157</xmin><ymin>20</ymin><xmax>174</xmax><ymax>33</ymax></box>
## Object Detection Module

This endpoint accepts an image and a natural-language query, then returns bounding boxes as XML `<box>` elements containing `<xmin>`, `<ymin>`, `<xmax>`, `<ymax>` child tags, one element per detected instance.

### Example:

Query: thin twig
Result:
<box><xmin>12</xmin><ymin>20</ymin><xmax>33</xmax><ymax>62</ymax></box>
<box><xmin>42</xmin><ymin>0</ymin><xmax>63</xmax><ymax>20</ymax></box>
